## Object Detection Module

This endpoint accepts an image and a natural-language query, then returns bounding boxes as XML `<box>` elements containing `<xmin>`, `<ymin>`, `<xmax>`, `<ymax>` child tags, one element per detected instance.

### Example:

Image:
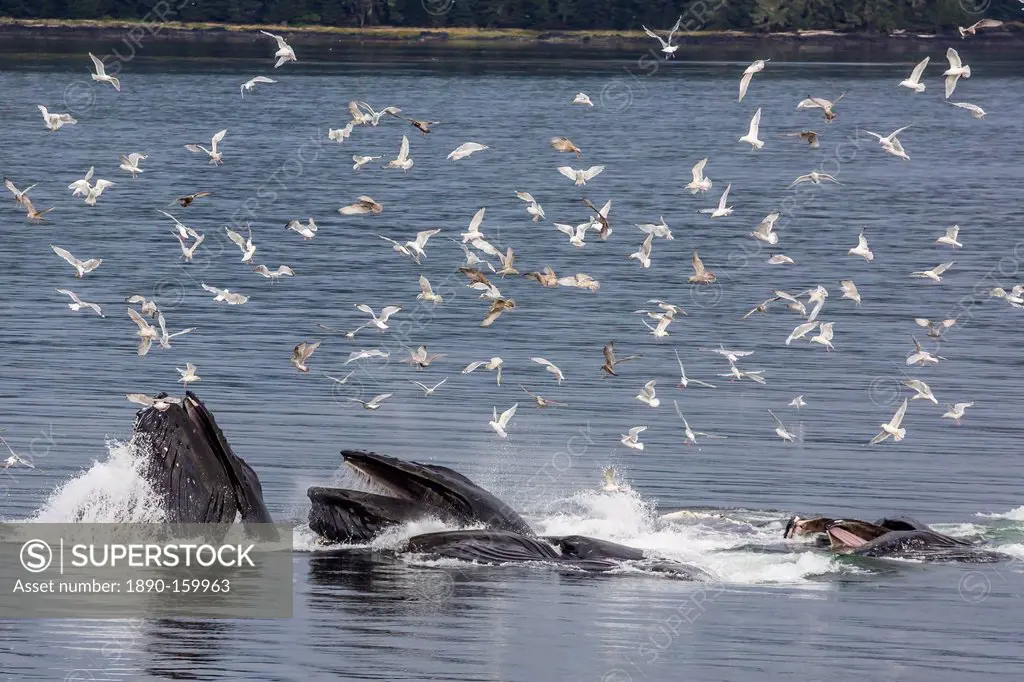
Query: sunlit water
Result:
<box><xmin>1</xmin><ymin>39</ymin><xmax>1023</xmax><ymax>681</ymax></box>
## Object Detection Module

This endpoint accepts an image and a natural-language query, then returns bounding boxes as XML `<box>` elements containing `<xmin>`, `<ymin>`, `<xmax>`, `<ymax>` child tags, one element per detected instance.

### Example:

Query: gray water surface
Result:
<box><xmin>1</xmin><ymin>42</ymin><xmax>1023</xmax><ymax>681</ymax></box>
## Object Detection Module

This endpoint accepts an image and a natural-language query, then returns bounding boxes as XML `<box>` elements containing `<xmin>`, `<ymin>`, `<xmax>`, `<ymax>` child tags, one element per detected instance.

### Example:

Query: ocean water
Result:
<box><xmin>1</xmin><ymin>36</ymin><xmax>1023</xmax><ymax>681</ymax></box>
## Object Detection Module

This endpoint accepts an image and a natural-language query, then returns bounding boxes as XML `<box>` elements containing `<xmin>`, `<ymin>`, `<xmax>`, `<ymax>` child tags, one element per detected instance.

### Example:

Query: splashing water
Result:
<box><xmin>29</xmin><ymin>440</ymin><xmax>165</xmax><ymax>523</ymax></box>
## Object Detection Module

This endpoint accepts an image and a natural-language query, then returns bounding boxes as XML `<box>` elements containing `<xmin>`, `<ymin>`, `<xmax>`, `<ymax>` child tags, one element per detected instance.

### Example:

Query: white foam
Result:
<box><xmin>977</xmin><ymin>506</ymin><xmax>1024</xmax><ymax>522</ymax></box>
<box><xmin>994</xmin><ymin>543</ymin><xmax>1024</xmax><ymax>560</ymax></box>
<box><xmin>30</xmin><ymin>440</ymin><xmax>165</xmax><ymax>523</ymax></box>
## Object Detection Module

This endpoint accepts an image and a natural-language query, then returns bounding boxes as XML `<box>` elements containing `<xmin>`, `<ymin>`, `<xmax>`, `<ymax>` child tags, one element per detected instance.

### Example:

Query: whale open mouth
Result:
<box><xmin>826</xmin><ymin>526</ymin><xmax>869</xmax><ymax>550</ymax></box>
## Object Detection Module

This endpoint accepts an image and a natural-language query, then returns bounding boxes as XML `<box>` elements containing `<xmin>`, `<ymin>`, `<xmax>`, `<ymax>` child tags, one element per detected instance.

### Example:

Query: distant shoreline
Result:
<box><xmin>2</xmin><ymin>16</ymin><xmax>1022</xmax><ymax>50</ymax></box>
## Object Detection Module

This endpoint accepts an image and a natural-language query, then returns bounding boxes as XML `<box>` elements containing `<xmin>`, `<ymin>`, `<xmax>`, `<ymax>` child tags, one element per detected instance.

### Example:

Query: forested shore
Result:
<box><xmin>0</xmin><ymin>0</ymin><xmax>1020</xmax><ymax>34</ymax></box>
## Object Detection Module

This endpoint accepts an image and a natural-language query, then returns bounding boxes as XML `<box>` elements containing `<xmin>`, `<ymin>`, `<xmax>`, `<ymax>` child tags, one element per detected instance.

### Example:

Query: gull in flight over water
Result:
<box><xmin>688</xmin><ymin>250</ymin><xmax>716</xmax><ymax>284</ymax></box>
<box><xmin>356</xmin><ymin>304</ymin><xmax>401</xmax><ymax>331</ymax></box>
<box><xmin>38</xmin><ymin>105</ymin><xmax>77</xmax><ymax>131</ymax></box>
<box><xmin>89</xmin><ymin>53</ymin><xmax>120</xmax><ymax>91</ymax></box>
<box><xmin>340</xmin><ymin>196</ymin><xmax>383</xmax><ymax>215</ymax></box>
<box><xmin>906</xmin><ymin>336</ymin><xmax>945</xmax><ymax>366</ymax></box>
<box><xmin>628</xmin><ymin>233</ymin><xmax>654</xmax><ymax>268</ymax></box>
<box><xmin>914</xmin><ymin>317</ymin><xmax>957</xmax><ymax>338</ymax></box>
<box><xmin>910</xmin><ymin>261</ymin><xmax>954</xmax><ymax>283</ymax></box>
<box><xmin>530</xmin><ymin>357</ymin><xmax>564</xmax><ymax>384</ymax></box>
<box><xmin>403</xmin><ymin>345</ymin><xmax>444</xmax><ymax>369</ymax></box>
<box><xmin>290</xmin><ymin>340</ymin><xmax>321</xmax><ymax>372</ymax></box>
<box><xmin>903</xmin><ymin>378</ymin><xmax>938</xmax><ymax>405</ymax></box>
<box><xmin>350</xmin><ymin>101</ymin><xmax>401</xmax><ymax>126</ymax></box>
<box><xmin>410</xmin><ymin>378</ymin><xmax>448</xmax><ymax>396</ymax></box>
<box><xmin>943</xmin><ymin>48</ymin><xmax>971</xmax><ymax>99</ymax></box>
<box><xmin>750</xmin><ymin>212</ymin><xmax>780</xmax><ymax>244</ymax></box>
<box><xmin>447</xmin><ymin>142</ymin><xmax>489</xmax><ymax>161</ymax></box>
<box><xmin>558</xmin><ymin>165</ymin><xmax>604</xmax><ymax>186</ymax></box>
<box><xmin>789</xmin><ymin>395</ymin><xmax>806</xmax><ymax>409</ymax></box>
<box><xmin>786</xmin><ymin>321</ymin><xmax>819</xmax><ymax>346</ymax></box>
<box><xmin>324</xmin><ymin>372</ymin><xmax>354</xmax><ymax>385</ymax></box>
<box><xmin>839</xmin><ymin>280</ymin><xmax>861</xmax><ymax>305</ymax></box>
<box><xmin>635</xmin><ymin>380</ymin><xmax>661</xmax><ymax>408</ymax></box>
<box><xmin>601</xmin><ymin>341</ymin><xmax>641</xmax><ymax>376</ymax></box>
<box><xmin>698</xmin><ymin>184</ymin><xmax>732</xmax><ymax>218</ymax></box>
<box><xmin>225</xmin><ymin>224</ymin><xmax>256</xmax><ymax>263</ymax></box>
<box><xmin>863</xmin><ymin>124</ymin><xmax>912</xmax><ymax>160</ymax></box>
<box><xmin>127</xmin><ymin>308</ymin><xmax>159</xmax><ymax>355</ymax></box>
<box><xmin>119</xmin><ymin>153</ymin><xmax>147</xmax><ymax>178</ymax></box>
<box><xmin>185</xmin><ymin>129</ymin><xmax>227</xmax><ymax>164</ymax></box>
<box><xmin>636</xmin><ymin>216</ymin><xmax>673</xmax><ymax>240</ymax></box>
<box><xmin>201</xmin><ymin>283</ymin><xmax>249</xmax><ymax>305</ymax></box>
<box><xmin>673</xmin><ymin>401</ymin><xmax>726</xmax><ymax>444</ymax></box>
<box><xmin>642</xmin><ymin>16</ymin><xmax>682</xmax><ymax>58</ymax></box>
<box><xmin>241</xmin><ymin>76</ymin><xmax>276</xmax><ymax>97</ymax></box>
<box><xmin>810</xmin><ymin>322</ymin><xmax>835</xmax><ymax>351</ymax></box>
<box><xmin>344</xmin><ymin>349</ymin><xmax>390</xmax><ymax>365</ymax></box>
<box><xmin>177</xmin><ymin>362</ymin><xmax>200</xmax><ymax>386</ymax></box>
<box><xmin>463</xmin><ymin>357</ymin><xmax>504</xmax><ymax>385</ymax></box>
<box><xmin>177</xmin><ymin>191</ymin><xmax>213</xmax><ymax>207</ymax></box>
<box><xmin>550</xmin><ymin>137</ymin><xmax>582</xmax><ymax>157</ymax></box>
<box><xmin>581</xmin><ymin>198</ymin><xmax>613</xmax><ymax>240</ymax></box>
<box><xmin>328</xmin><ymin>124</ymin><xmax>352</xmax><ymax>142</ymax></box>
<box><xmin>520</xmin><ymin>385</ymin><xmax>567</xmax><ymax>408</ymax></box>
<box><xmin>489</xmin><ymin>403</ymin><xmax>518</xmax><ymax>439</ymax></box>
<box><xmin>56</xmin><ymin>288</ymin><xmax>103</xmax><ymax>316</ymax></box>
<box><xmin>958</xmin><ymin>18</ymin><xmax>1003</xmax><ymax>38</ymax></box>
<box><xmin>287</xmin><ymin>218</ymin><xmax>317</xmax><ymax>240</ymax></box>
<box><xmin>0</xmin><ymin>436</ymin><xmax>35</xmax><ymax>470</ymax></box>
<box><xmin>384</xmin><ymin>135</ymin><xmax>413</xmax><ymax>171</ymax></box>
<box><xmin>126</xmin><ymin>294</ymin><xmax>159</xmax><ymax>318</ymax></box>
<box><xmin>417</xmin><ymin>275</ymin><xmax>443</xmax><ymax>304</ymax></box>
<box><xmin>789</xmin><ymin>171</ymin><xmax>840</xmax><ymax>187</ymax></box>
<box><xmin>51</xmin><ymin>245</ymin><xmax>101</xmax><ymax>278</ymax></box>
<box><xmin>848</xmin><ymin>232</ymin><xmax>874</xmax><ymax>261</ymax></box>
<box><xmin>942</xmin><ymin>402</ymin><xmax>974</xmax><ymax>425</ymax></box>
<box><xmin>797</xmin><ymin>92</ymin><xmax>846</xmax><ymax>122</ymax></box>
<box><xmin>950</xmin><ymin>102</ymin><xmax>986</xmax><ymax>119</ymax></box>
<box><xmin>686</xmin><ymin>157</ymin><xmax>712</xmax><ymax>194</ymax></box>
<box><xmin>768</xmin><ymin>410</ymin><xmax>796</xmax><ymax>442</ymax></box>
<box><xmin>739</xmin><ymin>108</ymin><xmax>764</xmax><ymax>149</ymax></box>
<box><xmin>936</xmin><ymin>224</ymin><xmax>962</xmax><ymax>248</ymax></box>
<box><xmin>899</xmin><ymin>57</ymin><xmax>929</xmax><ymax>92</ymax></box>
<box><xmin>620</xmin><ymin>426</ymin><xmax>647</xmax><ymax>451</ymax></box>
<box><xmin>674</xmin><ymin>350</ymin><xmax>716</xmax><ymax>388</ymax></box>
<box><xmin>349</xmin><ymin>394</ymin><xmax>393</xmax><ymax>411</ymax></box>
<box><xmin>125</xmin><ymin>393</ymin><xmax>182</xmax><ymax>411</ymax></box>
<box><xmin>4</xmin><ymin>177</ymin><xmax>36</xmax><ymax>206</ymax></box>
<box><xmin>572</xmin><ymin>92</ymin><xmax>593</xmax><ymax>106</ymax></box>
<box><xmin>260</xmin><ymin>30</ymin><xmax>297</xmax><ymax>67</ymax></box>
<box><xmin>738</xmin><ymin>59</ymin><xmax>769</xmax><ymax>101</ymax></box>
<box><xmin>515</xmin><ymin>191</ymin><xmax>546</xmax><ymax>222</ymax></box>
<box><xmin>868</xmin><ymin>398</ymin><xmax>908</xmax><ymax>445</ymax></box>
<box><xmin>352</xmin><ymin>154</ymin><xmax>381</xmax><ymax>170</ymax></box>
<box><xmin>253</xmin><ymin>264</ymin><xmax>295</xmax><ymax>281</ymax></box>
<box><xmin>601</xmin><ymin>467</ymin><xmax>626</xmax><ymax>493</ymax></box>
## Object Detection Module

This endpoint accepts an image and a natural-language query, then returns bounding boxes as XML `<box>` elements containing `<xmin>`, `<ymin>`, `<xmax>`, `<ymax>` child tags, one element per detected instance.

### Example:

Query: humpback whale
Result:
<box><xmin>784</xmin><ymin>515</ymin><xmax>1008</xmax><ymax>563</ymax></box>
<box><xmin>131</xmin><ymin>391</ymin><xmax>273</xmax><ymax>525</ymax></box>
<box><xmin>308</xmin><ymin>450</ymin><xmax>534</xmax><ymax>544</ymax></box>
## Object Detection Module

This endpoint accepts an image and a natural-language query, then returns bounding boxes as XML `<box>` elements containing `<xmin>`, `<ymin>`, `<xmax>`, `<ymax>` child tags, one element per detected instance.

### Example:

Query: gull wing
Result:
<box><xmin>667</xmin><ymin>15</ymin><xmax>682</xmax><ymax>41</ymax></box>
<box><xmin>50</xmin><ymin>245</ymin><xmax>79</xmax><ymax>268</ymax></box>
<box><xmin>768</xmin><ymin>410</ymin><xmax>786</xmax><ymax>430</ymax></box>
<box><xmin>628</xmin><ymin>426</ymin><xmax>647</xmax><ymax>439</ymax></box>
<box><xmin>691</xmin><ymin>157</ymin><xmax>708</xmax><ymax>183</ymax></box>
<box><xmin>224</xmin><ymin>227</ymin><xmax>246</xmax><ymax>249</ymax></box>
<box><xmin>890</xmin><ymin>398</ymin><xmax>909</xmax><ymax>428</ymax></box>
<box><xmin>746</xmin><ymin>108</ymin><xmax>762</xmax><ymax>138</ymax></box>
<box><xmin>582</xmin><ymin>166</ymin><xmax>605</xmax><ymax>181</ymax></box>
<box><xmin>946</xmin><ymin>47</ymin><xmax>962</xmax><ymax>69</ymax></box>
<box><xmin>909</xmin><ymin>56</ymin><xmax>929</xmax><ymax>83</ymax></box>
<box><xmin>89</xmin><ymin>52</ymin><xmax>106</xmax><ymax>77</ymax></box>
<box><xmin>738</xmin><ymin>71</ymin><xmax>753</xmax><ymax>101</ymax></box>
<box><xmin>933</xmin><ymin>261</ymin><xmax>955</xmax><ymax>275</ymax></box>
<box><xmin>397</xmin><ymin>135</ymin><xmax>410</xmax><ymax>162</ymax></box>
<box><xmin>692</xmin><ymin>250</ymin><xmax>706</xmax><ymax>276</ymax></box>
<box><xmin>718</xmin><ymin>183</ymin><xmax>731</xmax><ymax>210</ymax></box>
<box><xmin>557</xmin><ymin>166</ymin><xmax>577</xmax><ymax>182</ymax></box>
<box><xmin>497</xmin><ymin>403</ymin><xmax>518</xmax><ymax>427</ymax></box>
<box><xmin>211</xmin><ymin>129</ymin><xmax>227</xmax><ymax>154</ymax></box>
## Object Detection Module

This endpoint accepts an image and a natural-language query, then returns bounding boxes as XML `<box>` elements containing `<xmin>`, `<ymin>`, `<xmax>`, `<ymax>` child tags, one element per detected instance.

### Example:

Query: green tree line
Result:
<box><xmin>0</xmin><ymin>0</ymin><xmax>1017</xmax><ymax>32</ymax></box>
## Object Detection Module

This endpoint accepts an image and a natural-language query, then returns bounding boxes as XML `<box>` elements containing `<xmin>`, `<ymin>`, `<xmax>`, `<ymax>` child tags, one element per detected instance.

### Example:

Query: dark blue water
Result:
<box><xmin>1</xmin><ymin>40</ymin><xmax>1023</xmax><ymax>681</ymax></box>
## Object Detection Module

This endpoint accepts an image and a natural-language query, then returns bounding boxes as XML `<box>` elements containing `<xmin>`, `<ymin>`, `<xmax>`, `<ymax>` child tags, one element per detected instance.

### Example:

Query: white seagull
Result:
<box><xmin>839</xmin><ymin>279</ymin><xmax>861</xmax><ymax>305</ymax></box>
<box><xmin>943</xmin><ymin>48</ymin><xmax>971</xmax><ymax>99</ymax></box>
<box><xmin>558</xmin><ymin>165</ymin><xmax>604</xmax><ymax>186</ymax></box>
<box><xmin>686</xmin><ymin>157</ymin><xmax>712</xmax><ymax>194</ymax></box>
<box><xmin>241</xmin><ymin>76</ymin><xmax>276</xmax><ymax>97</ymax></box>
<box><xmin>848</xmin><ymin>232</ymin><xmax>874</xmax><ymax>261</ymax></box>
<box><xmin>177</xmin><ymin>362</ymin><xmax>201</xmax><ymax>386</ymax></box>
<box><xmin>906</xmin><ymin>336</ymin><xmax>944</xmax><ymax>366</ymax></box>
<box><xmin>118</xmin><ymin>153</ymin><xmax>147</xmax><ymax>178</ymax></box>
<box><xmin>674</xmin><ymin>350</ymin><xmax>716</xmax><ymax>389</ymax></box>
<box><xmin>463</xmin><ymin>357</ymin><xmax>504</xmax><ymax>385</ymax></box>
<box><xmin>56</xmin><ymin>288</ymin><xmax>103</xmax><ymax>316</ymax></box>
<box><xmin>936</xmin><ymin>224</ymin><xmax>962</xmax><ymax>248</ymax></box>
<box><xmin>489</xmin><ymin>403</ymin><xmax>518</xmax><ymax>438</ymax></box>
<box><xmin>642</xmin><ymin>16</ymin><xmax>682</xmax><ymax>58</ymax></box>
<box><xmin>810</xmin><ymin>322</ymin><xmax>835</xmax><ymax>351</ymax></box>
<box><xmin>628</xmin><ymin>233</ymin><xmax>654</xmax><ymax>268</ymax></box>
<box><xmin>738</xmin><ymin>59</ymin><xmax>769</xmax><ymax>101</ymax></box>
<box><xmin>417</xmin><ymin>275</ymin><xmax>443</xmax><ymax>304</ymax></box>
<box><xmin>786</xmin><ymin>321</ymin><xmax>819</xmax><ymax>346</ymax></box>
<box><xmin>356</xmin><ymin>304</ymin><xmax>402</xmax><ymax>331</ymax></box>
<box><xmin>88</xmin><ymin>53</ymin><xmax>120</xmax><ymax>91</ymax></box>
<box><xmin>904</xmin><ymin>378</ymin><xmax>938</xmax><ymax>404</ymax></box>
<box><xmin>899</xmin><ymin>57</ymin><xmax>929</xmax><ymax>92</ymax></box>
<box><xmin>410</xmin><ymin>378</ymin><xmax>448</xmax><ymax>396</ymax></box>
<box><xmin>789</xmin><ymin>395</ymin><xmax>806</xmax><ymax>409</ymax></box>
<box><xmin>185</xmin><ymin>129</ymin><xmax>227</xmax><ymax>165</ymax></box>
<box><xmin>699</xmin><ymin>183</ymin><xmax>732</xmax><ymax>218</ymax></box>
<box><xmin>768</xmin><ymin>410</ymin><xmax>796</xmax><ymax>442</ymax></box>
<box><xmin>260</xmin><ymin>30</ymin><xmax>297</xmax><ymax>67</ymax></box>
<box><xmin>348</xmin><ymin>394</ymin><xmax>393</xmax><ymax>411</ymax></box>
<box><xmin>620</xmin><ymin>426</ymin><xmax>647</xmax><ymax>451</ymax></box>
<box><xmin>352</xmin><ymin>155</ymin><xmax>382</xmax><ymax>170</ymax></box>
<box><xmin>942</xmin><ymin>402</ymin><xmax>974</xmax><ymax>425</ymax></box>
<box><xmin>37</xmin><ymin>105</ymin><xmax>77</xmax><ymax>131</ymax></box>
<box><xmin>51</xmin><ymin>245</ymin><xmax>101</xmax><ymax>278</ymax></box>
<box><xmin>739</xmin><ymin>108</ymin><xmax>764</xmax><ymax>149</ymax></box>
<box><xmin>225</xmin><ymin>225</ymin><xmax>256</xmax><ymax>263</ymax></box>
<box><xmin>572</xmin><ymin>92</ymin><xmax>593</xmax><ymax>106</ymax></box>
<box><xmin>635</xmin><ymin>380</ymin><xmax>660</xmax><ymax>408</ymax></box>
<box><xmin>515</xmin><ymin>191</ymin><xmax>546</xmax><ymax>222</ymax></box>
<box><xmin>910</xmin><ymin>261</ymin><xmax>954</xmax><ymax>283</ymax></box>
<box><xmin>951</xmin><ymin>102</ymin><xmax>986</xmax><ymax>119</ymax></box>
<box><xmin>287</xmin><ymin>218</ymin><xmax>318</xmax><ymax>240</ymax></box>
<box><xmin>530</xmin><ymin>357</ymin><xmax>564</xmax><ymax>384</ymax></box>
<box><xmin>201</xmin><ymin>283</ymin><xmax>249</xmax><ymax>305</ymax></box>
<box><xmin>868</xmin><ymin>398</ymin><xmax>909</xmax><ymax>445</ymax></box>
<box><xmin>384</xmin><ymin>135</ymin><xmax>413</xmax><ymax>171</ymax></box>
<box><xmin>447</xmin><ymin>142</ymin><xmax>489</xmax><ymax>161</ymax></box>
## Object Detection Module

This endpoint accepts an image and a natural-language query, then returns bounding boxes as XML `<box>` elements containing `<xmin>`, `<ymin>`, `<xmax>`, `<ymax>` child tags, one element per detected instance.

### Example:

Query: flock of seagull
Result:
<box><xmin>2</xmin><ymin>19</ymin><xmax>1016</xmax><ymax>474</ymax></box>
